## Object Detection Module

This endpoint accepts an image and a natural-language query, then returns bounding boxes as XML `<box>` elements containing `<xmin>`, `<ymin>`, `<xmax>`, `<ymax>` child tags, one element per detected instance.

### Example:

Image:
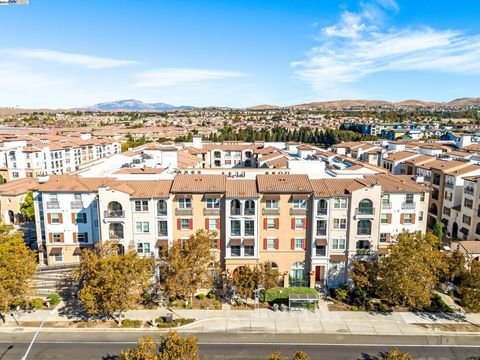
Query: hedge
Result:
<box><xmin>261</xmin><ymin>287</ymin><xmax>318</xmax><ymax>304</ymax></box>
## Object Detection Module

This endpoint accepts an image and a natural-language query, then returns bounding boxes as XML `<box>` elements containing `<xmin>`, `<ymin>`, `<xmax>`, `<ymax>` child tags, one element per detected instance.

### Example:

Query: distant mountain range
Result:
<box><xmin>248</xmin><ymin>97</ymin><xmax>480</xmax><ymax>110</ymax></box>
<box><xmin>81</xmin><ymin>99</ymin><xmax>194</xmax><ymax>111</ymax></box>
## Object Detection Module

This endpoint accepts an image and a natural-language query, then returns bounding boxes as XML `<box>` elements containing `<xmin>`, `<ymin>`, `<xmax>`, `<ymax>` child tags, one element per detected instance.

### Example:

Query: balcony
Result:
<box><xmin>445</xmin><ymin>182</ymin><xmax>454</xmax><ymax>189</ymax></box>
<box><xmin>315</xmin><ymin>247</ymin><xmax>327</xmax><ymax>257</ymax></box>
<box><xmin>381</xmin><ymin>203</ymin><xmax>392</xmax><ymax>210</ymax></box>
<box><xmin>70</xmin><ymin>201</ymin><xmax>84</xmax><ymax>209</ymax></box>
<box><xmin>263</xmin><ymin>208</ymin><xmax>280</xmax><ymax>216</ymax></box>
<box><xmin>290</xmin><ymin>208</ymin><xmax>307</xmax><ymax>216</ymax></box>
<box><xmin>157</xmin><ymin>230</ymin><xmax>168</xmax><ymax>238</ymax></box>
<box><xmin>317</xmin><ymin>208</ymin><xmax>328</xmax><ymax>216</ymax></box>
<box><xmin>244</xmin><ymin>208</ymin><xmax>255</xmax><ymax>216</ymax></box>
<box><xmin>230</xmin><ymin>208</ymin><xmax>241</xmax><ymax>216</ymax></box>
<box><xmin>355</xmin><ymin>207</ymin><xmax>375</xmax><ymax>217</ymax></box>
<box><xmin>203</xmin><ymin>208</ymin><xmax>220</xmax><ymax>216</ymax></box>
<box><xmin>104</xmin><ymin>210</ymin><xmax>125</xmax><ymax>219</ymax></box>
<box><xmin>464</xmin><ymin>187</ymin><xmax>475</xmax><ymax>196</ymax></box>
<box><xmin>46</xmin><ymin>201</ymin><xmax>60</xmax><ymax>209</ymax></box>
<box><xmin>401</xmin><ymin>202</ymin><xmax>416</xmax><ymax>210</ymax></box>
<box><xmin>424</xmin><ymin>176</ymin><xmax>431</xmax><ymax>182</ymax></box>
<box><xmin>316</xmin><ymin>229</ymin><xmax>327</xmax><ymax>237</ymax></box>
<box><xmin>109</xmin><ymin>231</ymin><xmax>124</xmax><ymax>240</ymax></box>
<box><xmin>175</xmin><ymin>208</ymin><xmax>193</xmax><ymax>216</ymax></box>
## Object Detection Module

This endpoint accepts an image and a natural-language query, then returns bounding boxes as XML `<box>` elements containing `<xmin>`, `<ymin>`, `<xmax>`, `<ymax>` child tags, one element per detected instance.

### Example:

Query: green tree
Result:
<box><xmin>73</xmin><ymin>241</ymin><xmax>154</xmax><ymax>322</ymax></box>
<box><xmin>433</xmin><ymin>220</ymin><xmax>443</xmax><ymax>245</ymax></box>
<box><xmin>119</xmin><ymin>336</ymin><xmax>159</xmax><ymax>360</ymax></box>
<box><xmin>159</xmin><ymin>230</ymin><xmax>216</xmax><ymax>303</ymax></box>
<box><xmin>259</xmin><ymin>261</ymin><xmax>280</xmax><ymax>289</ymax></box>
<box><xmin>459</xmin><ymin>261</ymin><xmax>480</xmax><ymax>312</ymax></box>
<box><xmin>350</xmin><ymin>260</ymin><xmax>377</xmax><ymax>299</ymax></box>
<box><xmin>234</xmin><ymin>266</ymin><xmax>256</xmax><ymax>301</ymax></box>
<box><xmin>0</xmin><ymin>225</ymin><xmax>37</xmax><ymax>317</ymax></box>
<box><xmin>20</xmin><ymin>191</ymin><xmax>35</xmax><ymax>222</ymax></box>
<box><xmin>377</xmin><ymin>232</ymin><xmax>447</xmax><ymax>309</ymax></box>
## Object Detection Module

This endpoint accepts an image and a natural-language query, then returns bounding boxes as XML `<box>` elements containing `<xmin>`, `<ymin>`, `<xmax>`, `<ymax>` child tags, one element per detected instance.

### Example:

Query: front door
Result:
<box><xmin>315</xmin><ymin>265</ymin><xmax>324</xmax><ymax>282</ymax></box>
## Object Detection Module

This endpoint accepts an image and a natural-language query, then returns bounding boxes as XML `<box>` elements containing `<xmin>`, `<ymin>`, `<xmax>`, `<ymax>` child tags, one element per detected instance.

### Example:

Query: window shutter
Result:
<box><xmin>47</xmin><ymin>213</ymin><xmax>52</xmax><ymax>224</ymax></box>
<box><xmin>216</xmin><ymin>218</ymin><xmax>221</xmax><ymax>230</ymax></box>
<box><xmin>400</xmin><ymin>214</ymin><xmax>404</xmax><ymax>224</ymax></box>
<box><xmin>411</xmin><ymin>214</ymin><xmax>416</xmax><ymax>224</ymax></box>
<box><xmin>189</xmin><ymin>219</ymin><xmax>193</xmax><ymax>230</ymax></box>
<box><xmin>217</xmin><ymin>239</ymin><xmax>221</xmax><ymax>250</ymax></box>
<box><xmin>302</xmin><ymin>238</ymin><xmax>307</xmax><ymax>250</ymax></box>
<box><xmin>263</xmin><ymin>238</ymin><xmax>267</xmax><ymax>250</ymax></box>
<box><xmin>274</xmin><ymin>218</ymin><xmax>279</xmax><ymax>229</ymax></box>
<box><xmin>49</xmin><ymin>233</ymin><xmax>53</xmax><ymax>243</ymax></box>
<box><xmin>177</xmin><ymin>218</ymin><xmax>181</xmax><ymax>230</ymax></box>
<box><xmin>83</xmin><ymin>213</ymin><xmax>87</xmax><ymax>223</ymax></box>
<box><xmin>60</xmin><ymin>233</ymin><xmax>64</xmax><ymax>243</ymax></box>
<box><xmin>58</xmin><ymin>213</ymin><xmax>63</xmax><ymax>224</ymax></box>
<box><xmin>291</xmin><ymin>218</ymin><xmax>295</xmax><ymax>230</ymax></box>
<box><xmin>73</xmin><ymin>233</ymin><xmax>77</xmax><ymax>243</ymax></box>
<box><xmin>303</xmin><ymin>218</ymin><xmax>307</xmax><ymax>230</ymax></box>
<box><xmin>205</xmin><ymin>218</ymin><xmax>209</xmax><ymax>230</ymax></box>
<box><xmin>85</xmin><ymin>233</ymin><xmax>88</xmax><ymax>242</ymax></box>
<box><xmin>387</xmin><ymin>214</ymin><xmax>392</xmax><ymax>224</ymax></box>
<box><xmin>386</xmin><ymin>233</ymin><xmax>391</xmax><ymax>243</ymax></box>
<box><xmin>263</xmin><ymin>218</ymin><xmax>267</xmax><ymax>230</ymax></box>
<box><xmin>274</xmin><ymin>238</ymin><xmax>279</xmax><ymax>250</ymax></box>
<box><xmin>71</xmin><ymin>213</ymin><xmax>76</xmax><ymax>224</ymax></box>
<box><xmin>291</xmin><ymin>238</ymin><xmax>295</xmax><ymax>250</ymax></box>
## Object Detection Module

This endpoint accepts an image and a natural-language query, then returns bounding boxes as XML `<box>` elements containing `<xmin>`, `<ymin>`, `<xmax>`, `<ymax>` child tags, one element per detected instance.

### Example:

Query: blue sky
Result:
<box><xmin>1</xmin><ymin>0</ymin><xmax>480</xmax><ymax>108</ymax></box>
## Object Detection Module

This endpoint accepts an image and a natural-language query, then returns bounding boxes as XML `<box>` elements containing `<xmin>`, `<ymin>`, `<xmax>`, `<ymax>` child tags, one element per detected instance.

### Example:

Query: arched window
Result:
<box><xmin>157</xmin><ymin>200</ymin><xmax>167</xmax><ymax>216</ymax></box>
<box><xmin>244</xmin><ymin>200</ymin><xmax>255</xmax><ymax>215</ymax></box>
<box><xmin>318</xmin><ymin>199</ymin><xmax>328</xmax><ymax>215</ymax></box>
<box><xmin>106</xmin><ymin>201</ymin><xmax>123</xmax><ymax>218</ymax></box>
<box><xmin>476</xmin><ymin>223</ymin><xmax>480</xmax><ymax>236</ymax></box>
<box><xmin>231</xmin><ymin>199</ymin><xmax>241</xmax><ymax>215</ymax></box>
<box><xmin>271</xmin><ymin>262</ymin><xmax>279</xmax><ymax>270</ymax></box>
<box><xmin>429</xmin><ymin>203</ymin><xmax>438</xmax><ymax>215</ymax></box>
<box><xmin>357</xmin><ymin>219</ymin><xmax>372</xmax><ymax>235</ymax></box>
<box><xmin>290</xmin><ymin>262</ymin><xmax>305</xmax><ymax>280</ymax></box>
<box><xmin>358</xmin><ymin>199</ymin><xmax>373</xmax><ymax>215</ymax></box>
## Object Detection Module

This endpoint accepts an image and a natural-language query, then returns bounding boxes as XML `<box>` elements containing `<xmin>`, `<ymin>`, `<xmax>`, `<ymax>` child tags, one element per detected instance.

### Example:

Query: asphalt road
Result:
<box><xmin>1</xmin><ymin>331</ymin><xmax>479</xmax><ymax>360</ymax></box>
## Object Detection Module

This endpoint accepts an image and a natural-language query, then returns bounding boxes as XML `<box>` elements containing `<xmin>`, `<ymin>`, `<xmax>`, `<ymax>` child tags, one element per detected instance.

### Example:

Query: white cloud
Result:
<box><xmin>133</xmin><ymin>68</ymin><xmax>247</xmax><ymax>88</ymax></box>
<box><xmin>2</xmin><ymin>48</ymin><xmax>138</xmax><ymax>69</ymax></box>
<box><xmin>293</xmin><ymin>0</ymin><xmax>480</xmax><ymax>94</ymax></box>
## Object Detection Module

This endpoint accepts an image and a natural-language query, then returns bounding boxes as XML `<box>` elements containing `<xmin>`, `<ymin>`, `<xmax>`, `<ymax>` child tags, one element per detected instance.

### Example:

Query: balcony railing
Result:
<box><xmin>230</xmin><ymin>208</ymin><xmax>241</xmax><ymax>216</ymax></box>
<box><xmin>290</xmin><ymin>208</ymin><xmax>307</xmax><ymax>216</ymax></box>
<box><xmin>445</xmin><ymin>182</ymin><xmax>454</xmax><ymax>189</ymax></box>
<box><xmin>317</xmin><ymin>208</ymin><xmax>328</xmax><ymax>216</ymax></box>
<box><xmin>109</xmin><ymin>231</ymin><xmax>124</xmax><ymax>240</ymax></box>
<box><xmin>204</xmin><ymin>208</ymin><xmax>220</xmax><ymax>216</ymax></box>
<box><xmin>464</xmin><ymin>187</ymin><xmax>475</xmax><ymax>196</ymax></box>
<box><xmin>262</xmin><ymin>208</ymin><xmax>280</xmax><ymax>216</ymax></box>
<box><xmin>157</xmin><ymin>231</ymin><xmax>168</xmax><ymax>238</ymax></box>
<box><xmin>357</xmin><ymin>228</ymin><xmax>372</xmax><ymax>236</ymax></box>
<box><xmin>244</xmin><ymin>208</ymin><xmax>255</xmax><ymax>216</ymax></box>
<box><xmin>157</xmin><ymin>210</ymin><xmax>168</xmax><ymax>217</ymax></box>
<box><xmin>401</xmin><ymin>202</ymin><xmax>416</xmax><ymax>210</ymax></box>
<box><xmin>315</xmin><ymin>248</ymin><xmax>327</xmax><ymax>257</ymax></box>
<box><xmin>355</xmin><ymin>207</ymin><xmax>375</xmax><ymax>216</ymax></box>
<box><xmin>46</xmin><ymin>201</ymin><xmax>60</xmax><ymax>209</ymax></box>
<box><xmin>70</xmin><ymin>201</ymin><xmax>84</xmax><ymax>209</ymax></box>
<box><xmin>381</xmin><ymin>203</ymin><xmax>392</xmax><ymax>210</ymax></box>
<box><xmin>316</xmin><ymin>229</ymin><xmax>327</xmax><ymax>237</ymax></box>
<box><xmin>104</xmin><ymin>210</ymin><xmax>125</xmax><ymax>219</ymax></box>
<box><xmin>175</xmin><ymin>208</ymin><xmax>193</xmax><ymax>216</ymax></box>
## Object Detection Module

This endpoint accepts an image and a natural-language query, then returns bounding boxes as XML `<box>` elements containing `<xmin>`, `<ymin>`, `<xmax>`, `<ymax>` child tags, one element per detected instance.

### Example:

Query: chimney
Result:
<box><xmin>192</xmin><ymin>135</ymin><xmax>202</xmax><ymax>149</ymax></box>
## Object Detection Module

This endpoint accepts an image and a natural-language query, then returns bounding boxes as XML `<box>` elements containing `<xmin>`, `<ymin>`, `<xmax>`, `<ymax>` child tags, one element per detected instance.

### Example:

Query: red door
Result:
<box><xmin>315</xmin><ymin>266</ymin><xmax>324</xmax><ymax>281</ymax></box>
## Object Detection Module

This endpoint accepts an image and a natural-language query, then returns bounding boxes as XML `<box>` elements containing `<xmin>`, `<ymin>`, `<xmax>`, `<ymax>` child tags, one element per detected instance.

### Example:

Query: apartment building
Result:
<box><xmin>34</xmin><ymin>173</ymin><xmax>429</xmax><ymax>288</ymax></box>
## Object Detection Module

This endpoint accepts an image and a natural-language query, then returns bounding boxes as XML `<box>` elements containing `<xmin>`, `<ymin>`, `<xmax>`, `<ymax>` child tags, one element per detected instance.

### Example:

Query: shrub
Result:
<box><xmin>30</xmin><ymin>298</ymin><xmax>43</xmax><ymax>309</ymax></box>
<box><xmin>425</xmin><ymin>294</ymin><xmax>452</xmax><ymax>313</ymax></box>
<box><xmin>155</xmin><ymin>316</ymin><xmax>164</xmax><ymax>323</ymax></box>
<box><xmin>121</xmin><ymin>319</ymin><xmax>142</xmax><ymax>328</ymax></box>
<box><xmin>263</xmin><ymin>287</ymin><xmax>317</xmax><ymax>305</ymax></box>
<box><xmin>157</xmin><ymin>318</ymin><xmax>195</xmax><ymax>328</ymax></box>
<box><xmin>48</xmin><ymin>293</ymin><xmax>61</xmax><ymax>306</ymax></box>
<box><xmin>208</xmin><ymin>292</ymin><xmax>216</xmax><ymax>300</ymax></box>
<box><xmin>197</xmin><ymin>293</ymin><xmax>205</xmax><ymax>300</ymax></box>
<box><xmin>334</xmin><ymin>288</ymin><xmax>348</xmax><ymax>302</ymax></box>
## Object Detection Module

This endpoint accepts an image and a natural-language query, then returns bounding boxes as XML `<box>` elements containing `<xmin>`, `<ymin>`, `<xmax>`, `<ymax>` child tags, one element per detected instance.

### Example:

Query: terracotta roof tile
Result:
<box><xmin>171</xmin><ymin>174</ymin><xmax>226</xmax><ymax>193</ymax></box>
<box><xmin>257</xmin><ymin>174</ymin><xmax>312</xmax><ymax>193</ymax></box>
<box><xmin>226</xmin><ymin>180</ymin><xmax>259</xmax><ymax>198</ymax></box>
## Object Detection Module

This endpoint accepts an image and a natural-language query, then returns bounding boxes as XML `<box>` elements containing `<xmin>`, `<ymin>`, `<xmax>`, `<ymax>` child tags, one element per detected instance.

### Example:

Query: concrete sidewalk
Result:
<box><xmin>2</xmin><ymin>301</ymin><xmax>479</xmax><ymax>336</ymax></box>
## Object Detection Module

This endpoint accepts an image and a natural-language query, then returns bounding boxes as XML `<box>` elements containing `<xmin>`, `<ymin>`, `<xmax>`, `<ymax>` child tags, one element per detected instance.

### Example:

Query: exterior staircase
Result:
<box><xmin>30</xmin><ymin>265</ymin><xmax>76</xmax><ymax>297</ymax></box>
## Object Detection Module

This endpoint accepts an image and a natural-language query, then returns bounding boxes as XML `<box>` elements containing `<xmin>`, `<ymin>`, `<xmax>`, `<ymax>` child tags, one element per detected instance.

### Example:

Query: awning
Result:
<box><xmin>460</xmin><ymin>227</ymin><xmax>469</xmax><ymax>235</ymax></box>
<box><xmin>441</xmin><ymin>218</ymin><xmax>449</xmax><ymax>225</ymax></box>
<box><xmin>49</xmin><ymin>247</ymin><xmax>62</xmax><ymax>255</ymax></box>
<box><xmin>204</xmin><ymin>193</ymin><xmax>222</xmax><ymax>198</ymax></box>
<box><xmin>263</xmin><ymin>194</ymin><xmax>280</xmax><ymax>200</ymax></box>
<box><xmin>316</xmin><ymin>239</ymin><xmax>328</xmax><ymax>246</ymax></box>
<box><xmin>73</xmin><ymin>247</ymin><xmax>82</xmax><ymax>256</ymax></box>
<box><xmin>378</xmin><ymin>247</ymin><xmax>389</xmax><ymax>255</ymax></box>
<box><xmin>291</xmin><ymin>194</ymin><xmax>309</xmax><ymax>200</ymax></box>
<box><xmin>175</xmin><ymin>194</ymin><xmax>192</xmax><ymax>199</ymax></box>
<box><xmin>230</xmin><ymin>238</ymin><xmax>241</xmax><ymax>246</ymax></box>
<box><xmin>243</xmin><ymin>238</ymin><xmax>255</xmax><ymax>246</ymax></box>
<box><xmin>330</xmin><ymin>254</ymin><xmax>347</xmax><ymax>261</ymax></box>
<box><xmin>156</xmin><ymin>239</ymin><xmax>168</xmax><ymax>248</ymax></box>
